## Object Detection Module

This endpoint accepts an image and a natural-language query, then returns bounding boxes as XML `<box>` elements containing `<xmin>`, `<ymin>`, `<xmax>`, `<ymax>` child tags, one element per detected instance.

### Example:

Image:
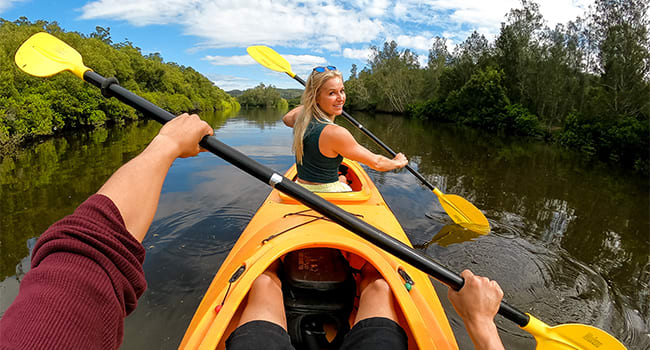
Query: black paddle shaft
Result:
<box><xmin>83</xmin><ymin>70</ymin><xmax>530</xmax><ymax>328</ymax></box>
<box><xmin>293</xmin><ymin>75</ymin><xmax>435</xmax><ymax>191</ymax></box>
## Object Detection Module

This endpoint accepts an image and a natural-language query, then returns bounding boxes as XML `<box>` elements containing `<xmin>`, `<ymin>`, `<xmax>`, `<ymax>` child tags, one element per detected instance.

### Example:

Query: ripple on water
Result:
<box><xmin>146</xmin><ymin>205</ymin><xmax>254</xmax><ymax>257</ymax></box>
<box><xmin>421</xmin><ymin>230</ymin><xmax>630</xmax><ymax>346</ymax></box>
<box><xmin>141</xmin><ymin>205</ymin><xmax>255</xmax><ymax>295</ymax></box>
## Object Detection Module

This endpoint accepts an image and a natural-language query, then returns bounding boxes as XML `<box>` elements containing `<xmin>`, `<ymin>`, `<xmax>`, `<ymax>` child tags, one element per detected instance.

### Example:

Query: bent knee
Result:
<box><xmin>253</xmin><ymin>272</ymin><xmax>282</xmax><ymax>291</ymax></box>
<box><xmin>361</xmin><ymin>277</ymin><xmax>392</xmax><ymax>297</ymax></box>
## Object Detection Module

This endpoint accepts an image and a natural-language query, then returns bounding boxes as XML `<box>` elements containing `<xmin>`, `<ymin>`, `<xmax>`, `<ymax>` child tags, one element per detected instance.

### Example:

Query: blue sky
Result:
<box><xmin>1</xmin><ymin>0</ymin><xmax>592</xmax><ymax>91</ymax></box>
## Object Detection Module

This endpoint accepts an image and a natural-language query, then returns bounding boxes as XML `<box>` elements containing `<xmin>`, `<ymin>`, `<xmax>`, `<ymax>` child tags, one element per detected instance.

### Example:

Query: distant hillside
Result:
<box><xmin>228</xmin><ymin>87</ymin><xmax>302</xmax><ymax>99</ymax></box>
<box><xmin>278</xmin><ymin>88</ymin><xmax>303</xmax><ymax>99</ymax></box>
<box><xmin>227</xmin><ymin>89</ymin><xmax>243</xmax><ymax>97</ymax></box>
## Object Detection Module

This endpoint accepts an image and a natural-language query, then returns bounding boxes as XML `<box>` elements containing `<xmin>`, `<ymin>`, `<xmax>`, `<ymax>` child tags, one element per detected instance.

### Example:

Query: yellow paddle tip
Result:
<box><xmin>247</xmin><ymin>45</ymin><xmax>295</xmax><ymax>77</ymax></box>
<box><xmin>523</xmin><ymin>314</ymin><xmax>627</xmax><ymax>350</ymax></box>
<box><xmin>15</xmin><ymin>32</ymin><xmax>90</xmax><ymax>79</ymax></box>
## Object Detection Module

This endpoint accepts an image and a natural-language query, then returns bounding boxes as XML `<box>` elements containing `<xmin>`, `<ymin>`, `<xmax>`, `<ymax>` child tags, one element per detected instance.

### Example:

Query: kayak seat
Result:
<box><xmin>282</xmin><ymin>248</ymin><xmax>356</xmax><ymax>349</ymax></box>
<box><xmin>337</xmin><ymin>164</ymin><xmax>362</xmax><ymax>191</ymax></box>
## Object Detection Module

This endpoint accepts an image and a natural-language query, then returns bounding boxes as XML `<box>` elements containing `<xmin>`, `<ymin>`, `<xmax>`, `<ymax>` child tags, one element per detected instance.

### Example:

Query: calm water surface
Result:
<box><xmin>1</xmin><ymin>108</ymin><xmax>648</xmax><ymax>349</ymax></box>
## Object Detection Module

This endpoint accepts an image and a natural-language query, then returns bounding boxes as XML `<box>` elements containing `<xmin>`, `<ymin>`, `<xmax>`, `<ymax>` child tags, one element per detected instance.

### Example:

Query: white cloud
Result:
<box><xmin>0</xmin><ymin>0</ymin><xmax>24</xmax><ymax>13</ymax></box>
<box><xmin>393</xmin><ymin>1</ymin><xmax>409</xmax><ymax>19</ymax></box>
<box><xmin>385</xmin><ymin>0</ymin><xmax>592</xmax><ymax>41</ymax></box>
<box><xmin>203</xmin><ymin>55</ymin><xmax>256</xmax><ymax>66</ymax></box>
<box><xmin>80</xmin><ymin>0</ymin><xmax>199</xmax><ymax>25</ymax></box>
<box><xmin>352</xmin><ymin>0</ymin><xmax>391</xmax><ymax>17</ymax></box>
<box><xmin>537</xmin><ymin>0</ymin><xmax>594</xmax><ymax>26</ymax></box>
<box><xmin>78</xmin><ymin>0</ymin><xmax>594</xmax><ymax>55</ymax></box>
<box><xmin>343</xmin><ymin>48</ymin><xmax>372</xmax><ymax>61</ymax></box>
<box><xmin>284</xmin><ymin>54</ymin><xmax>327</xmax><ymax>73</ymax></box>
<box><xmin>322</xmin><ymin>41</ymin><xmax>342</xmax><ymax>52</ymax></box>
<box><xmin>417</xmin><ymin>55</ymin><xmax>427</xmax><ymax>68</ymax></box>
<box><xmin>207</xmin><ymin>74</ymin><xmax>256</xmax><ymax>91</ymax></box>
<box><xmin>81</xmin><ymin>0</ymin><xmax>384</xmax><ymax>50</ymax></box>
<box><xmin>392</xmin><ymin>34</ymin><xmax>435</xmax><ymax>52</ymax></box>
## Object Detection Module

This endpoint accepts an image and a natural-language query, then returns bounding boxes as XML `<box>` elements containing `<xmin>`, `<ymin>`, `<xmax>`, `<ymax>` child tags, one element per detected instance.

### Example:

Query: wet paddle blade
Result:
<box><xmin>428</xmin><ymin>224</ymin><xmax>483</xmax><ymax>247</ymax></box>
<box><xmin>247</xmin><ymin>45</ymin><xmax>295</xmax><ymax>77</ymax></box>
<box><xmin>523</xmin><ymin>314</ymin><xmax>626</xmax><ymax>350</ymax></box>
<box><xmin>433</xmin><ymin>190</ymin><xmax>489</xmax><ymax>233</ymax></box>
<box><xmin>15</xmin><ymin>32</ymin><xmax>90</xmax><ymax>79</ymax></box>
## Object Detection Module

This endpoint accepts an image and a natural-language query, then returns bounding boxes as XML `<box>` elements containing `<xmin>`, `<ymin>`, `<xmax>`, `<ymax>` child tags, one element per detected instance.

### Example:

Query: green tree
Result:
<box><xmin>366</xmin><ymin>41</ymin><xmax>424</xmax><ymax>113</ymax></box>
<box><xmin>423</xmin><ymin>36</ymin><xmax>449</xmax><ymax>100</ymax></box>
<box><xmin>592</xmin><ymin>0</ymin><xmax>649</xmax><ymax>118</ymax></box>
<box><xmin>237</xmin><ymin>83</ymin><xmax>283</xmax><ymax>108</ymax></box>
<box><xmin>0</xmin><ymin>18</ymin><xmax>239</xmax><ymax>154</ymax></box>
<box><xmin>495</xmin><ymin>0</ymin><xmax>544</xmax><ymax>104</ymax></box>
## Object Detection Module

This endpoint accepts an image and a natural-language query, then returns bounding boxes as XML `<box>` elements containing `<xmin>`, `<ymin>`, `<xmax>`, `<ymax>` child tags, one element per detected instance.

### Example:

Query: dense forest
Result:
<box><xmin>0</xmin><ymin>18</ymin><xmax>239</xmax><ymax>154</ymax></box>
<box><xmin>229</xmin><ymin>87</ymin><xmax>301</xmax><ymax>99</ymax></box>
<box><xmin>234</xmin><ymin>83</ymin><xmax>290</xmax><ymax>109</ymax></box>
<box><xmin>345</xmin><ymin>0</ymin><xmax>649</xmax><ymax>174</ymax></box>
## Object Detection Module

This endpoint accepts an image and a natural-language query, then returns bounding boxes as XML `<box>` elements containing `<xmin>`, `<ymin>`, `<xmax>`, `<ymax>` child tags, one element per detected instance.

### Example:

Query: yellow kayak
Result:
<box><xmin>180</xmin><ymin>159</ymin><xmax>458</xmax><ymax>349</ymax></box>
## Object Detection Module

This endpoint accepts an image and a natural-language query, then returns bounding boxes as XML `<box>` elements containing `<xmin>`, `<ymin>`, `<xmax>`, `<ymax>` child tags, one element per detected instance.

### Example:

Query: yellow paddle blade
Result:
<box><xmin>432</xmin><ymin>189</ymin><xmax>490</xmax><ymax>233</ymax></box>
<box><xmin>15</xmin><ymin>32</ymin><xmax>90</xmax><ymax>80</ymax></box>
<box><xmin>523</xmin><ymin>314</ymin><xmax>626</xmax><ymax>350</ymax></box>
<box><xmin>429</xmin><ymin>224</ymin><xmax>483</xmax><ymax>247</ymax></box>
<box><xmin>247</xmin><ymin>45</ymin><xmax>295</xmax><ymax>77</ymax></box>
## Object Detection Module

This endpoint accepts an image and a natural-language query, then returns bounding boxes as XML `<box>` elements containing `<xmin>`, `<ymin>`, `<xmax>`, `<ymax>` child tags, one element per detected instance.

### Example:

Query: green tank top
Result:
<box><xmin>296</xmin><ymin>120</ymin><xmax>342</xmax><ymax>183</ymax></box>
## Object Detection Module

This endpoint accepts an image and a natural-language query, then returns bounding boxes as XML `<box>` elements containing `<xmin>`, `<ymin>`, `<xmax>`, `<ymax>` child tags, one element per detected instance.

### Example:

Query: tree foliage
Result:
<box><xmin>345</xmin><ymin>41</ymin><xmax>423</xmax><ymax>113</ymax></box>
<box><xmin>0</xmin><ymin>18</ymin><xmax>239</xmax><ymax>153</ymax></box>
<box><xmin>236</xmin><ymin>83</ymin><xmax>287</xmax><ymax>109</ymax></box>
<box><xmin>345</xmin><ymin>0</ymin><xmax>649</xmax><ymax>174</ymax></box>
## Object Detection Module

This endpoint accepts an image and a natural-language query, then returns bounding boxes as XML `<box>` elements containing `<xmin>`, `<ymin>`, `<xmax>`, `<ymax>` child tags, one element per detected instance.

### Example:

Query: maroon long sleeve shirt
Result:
<box><xmin>0</xmin><ymin>194</ymin><xmax>147</xmax><ymax>349</ymax></box>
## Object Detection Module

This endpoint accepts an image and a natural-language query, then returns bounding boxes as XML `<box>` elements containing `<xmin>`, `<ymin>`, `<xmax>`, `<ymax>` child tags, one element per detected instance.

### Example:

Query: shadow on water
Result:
<box><xmin>1</xmin><ymin>108</ymin><xmax>648</xmax><ymax>349</ymax></box>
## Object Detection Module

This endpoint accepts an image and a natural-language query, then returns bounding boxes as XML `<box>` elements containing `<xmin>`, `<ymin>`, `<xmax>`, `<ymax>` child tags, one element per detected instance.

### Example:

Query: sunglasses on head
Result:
<box><xmin>312</xmin><ymin>65</ymin><xmax>337</xmax><ymax>73</ymax></box>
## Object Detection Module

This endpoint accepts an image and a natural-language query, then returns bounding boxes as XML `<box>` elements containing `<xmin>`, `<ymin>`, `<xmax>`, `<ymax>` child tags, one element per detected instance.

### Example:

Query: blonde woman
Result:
<box><xmin>283</xmin><ymin>66</ymin><xmax>407</xmax><ymax>192</ymax></box>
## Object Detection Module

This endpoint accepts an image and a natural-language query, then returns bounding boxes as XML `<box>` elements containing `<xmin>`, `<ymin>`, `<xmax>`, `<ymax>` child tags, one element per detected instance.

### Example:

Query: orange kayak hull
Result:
<box><xmin>180</xmin><ymin>160</ymin><xmax>458</xmax><ymax>349</ymax></box>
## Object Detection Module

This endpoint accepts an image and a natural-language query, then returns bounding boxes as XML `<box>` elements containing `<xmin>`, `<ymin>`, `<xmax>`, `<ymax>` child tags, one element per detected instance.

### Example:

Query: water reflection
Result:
<box><xmin>414</xmin><ymin>223</ymin><xmax>484</xmax><ymax>248</ymax></box>
<box><xmin>347</xmin><ymin>112</ymin><xmax>649</xmax><ymax>348</ymax></box>
<box><xmin>1</xmin><ymin>108</ymin><xmax>647</xmax><ymax>349</ymax></box>
<box><xmin>0</xmin><ymin>110</ymin><xmax>234</xmax><ymax>280</ymax></box>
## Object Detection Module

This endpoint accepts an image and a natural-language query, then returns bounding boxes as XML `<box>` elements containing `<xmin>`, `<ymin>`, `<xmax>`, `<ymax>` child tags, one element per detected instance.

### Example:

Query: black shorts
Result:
<box><xmin>225</xmin><ymin>317</ymin><xmax>408</xmax><ymax>350</ymax></box>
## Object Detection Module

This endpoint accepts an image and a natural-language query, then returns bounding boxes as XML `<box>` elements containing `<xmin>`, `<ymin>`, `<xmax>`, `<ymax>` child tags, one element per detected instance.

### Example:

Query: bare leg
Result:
<box><xmin>353</xmin><ymin>263</ymin><xmax>399</xmax><ymax>325</ymax></box>
<box><xmin>237</xmin><ymin>260</ymin><xmax>287</xmax><ymax>330</ymax></box>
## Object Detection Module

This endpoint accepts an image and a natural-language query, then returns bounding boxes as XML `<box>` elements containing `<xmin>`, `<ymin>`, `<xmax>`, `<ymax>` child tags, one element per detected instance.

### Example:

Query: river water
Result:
<box><xmin>1</xmin><ymin>108</ymin><xmax>648</xmax><ymax>349</ymax></box>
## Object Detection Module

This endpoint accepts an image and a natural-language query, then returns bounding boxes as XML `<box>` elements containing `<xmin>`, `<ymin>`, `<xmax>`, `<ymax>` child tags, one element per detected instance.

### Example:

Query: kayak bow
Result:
<box><xmin>180</xmin><ymin>160</ymin><xmax>458</xmax><ymax>349</ymax></box>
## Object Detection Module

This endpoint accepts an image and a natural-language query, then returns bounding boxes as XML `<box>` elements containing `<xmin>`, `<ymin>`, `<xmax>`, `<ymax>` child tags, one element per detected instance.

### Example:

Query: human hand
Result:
<box><xmin>448</xmin><ymin>270</ymin><xmax>503</xmax><ymax>325</ymax></box>
<box><xmin>156</xmin><ymin>113</ymin><xmax>214</xmax><ymax>158</ymax></box>
<box><xmin>392</xmin><ymin>153</ymin><xmax>408</xmax><ymax>168</ymax></box>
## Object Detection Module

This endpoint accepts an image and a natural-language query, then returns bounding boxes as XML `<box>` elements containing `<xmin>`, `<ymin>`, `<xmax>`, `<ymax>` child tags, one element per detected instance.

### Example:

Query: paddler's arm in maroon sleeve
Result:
<box><xmin>447</xmin><ymin>270</ymin><xmax>505</xmax><ymax>350</ymax></box>
<box><xmin>97</xmin><ymin>113</ymin><xmax>214</xmax><ymax>242</ymax></box>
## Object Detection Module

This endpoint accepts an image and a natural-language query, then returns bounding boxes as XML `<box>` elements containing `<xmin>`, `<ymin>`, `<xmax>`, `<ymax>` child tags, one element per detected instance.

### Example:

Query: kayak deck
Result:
<box><xmin>180</xmin><ymin>160</ymin><xmax>458</xmax><ymax>349</ymax></box>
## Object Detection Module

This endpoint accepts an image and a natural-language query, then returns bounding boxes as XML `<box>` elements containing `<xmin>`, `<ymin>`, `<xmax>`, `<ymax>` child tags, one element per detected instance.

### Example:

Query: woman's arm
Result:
<box><xmin>322</xmin><ymin>125</ymin><xmax>407</xmax><ymax>171</ymax></box>
<box><xmin>447</xmin><ymin>270</ymin><xmax>505</xmax><ymax>350</ymax></box>
<box><xmin>282</xmin><ymin>105</ymin><xmax>303</xmax><ymax>127</ymax></box>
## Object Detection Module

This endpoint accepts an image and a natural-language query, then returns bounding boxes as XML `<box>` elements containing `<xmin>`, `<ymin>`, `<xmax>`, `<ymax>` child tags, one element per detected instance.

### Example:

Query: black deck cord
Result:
<box><xmin>262</xmin><ymin>210</ymin><xmax>364</xmax><ymax>244</ymax></box>
<box><xmin>215</xmin><ymin>265</ymin><xmax>246</xmax><ymax>313</ymax></box>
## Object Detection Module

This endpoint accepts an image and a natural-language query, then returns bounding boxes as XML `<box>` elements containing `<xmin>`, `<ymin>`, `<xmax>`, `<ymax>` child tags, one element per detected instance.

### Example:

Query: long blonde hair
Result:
<box><xmin>293</xmin><ymin>69</ymin><xmax>343</xmax><ymax>164</ymax></box>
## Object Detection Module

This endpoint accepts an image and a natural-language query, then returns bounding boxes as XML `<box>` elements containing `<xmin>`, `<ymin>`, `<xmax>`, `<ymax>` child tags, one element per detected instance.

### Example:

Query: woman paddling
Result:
<box><xmin>283</xmin><ymin>65</ymin><xmax>408</xmax><ymax>192</ymax></box>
